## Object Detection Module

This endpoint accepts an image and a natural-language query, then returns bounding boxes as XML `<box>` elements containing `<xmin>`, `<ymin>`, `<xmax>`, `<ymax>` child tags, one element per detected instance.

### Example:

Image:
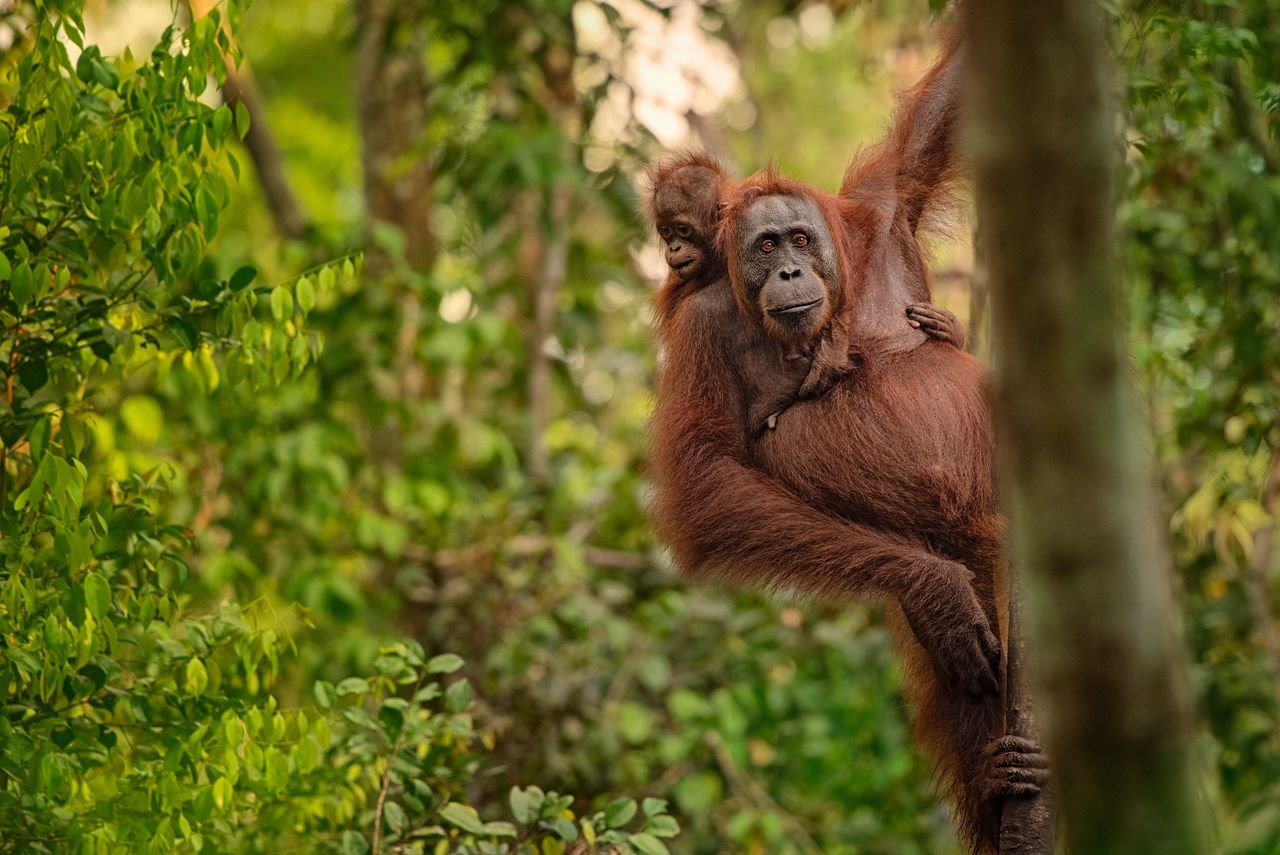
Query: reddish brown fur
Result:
<box><xmin>645</xmin><ymin>150</ymin><xmax>732</xmax><ymax>323</ymax></box>
<box><xmin>649</xmin><ymin>39</ymin><xmax>1016</xmax><ymax>854</ymax></box>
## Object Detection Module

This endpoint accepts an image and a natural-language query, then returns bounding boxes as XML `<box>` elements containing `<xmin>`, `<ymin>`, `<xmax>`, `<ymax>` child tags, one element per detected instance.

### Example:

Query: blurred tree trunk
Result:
<box><xmin>188</xmin><ymin>0</ymin><xmax>309</xmax><ymax>240</ymax></box>
<box><xmin>524</xmin><ymin>34</ymin><xmax>580</xmax><ymax>488</ymax></box>
<box><xmin>354</xmin><ymin>0</ymin><xmax>433</xmax><ymax>406</ymax></box>
<box><xmin>1246</xmin><ymin>451</ymin><xmax>1280</xmax><ymax>705</ymax></box>
<box><xmin>965</xmin><ymin>2</ymin><xmax>1211</xmax><ymax>853</ymax></box>
<box><xmin>526</xmin><ymin>181</ymin><xmax>571</xmax><ymax>487</ymax></box>
<box><xmin>354</xmin><ymin>0</ymin><xmax>434</xmax><ymax>273</ymax></box>
<box><xmin>967</xmin><ymin>222</ymin><xmax>989</xmax><ymax>359</ymax></box>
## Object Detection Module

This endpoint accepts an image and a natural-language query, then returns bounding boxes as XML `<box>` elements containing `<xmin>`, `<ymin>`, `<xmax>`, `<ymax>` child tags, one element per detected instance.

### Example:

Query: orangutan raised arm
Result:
<box><xmin>840</xmin><ymin>35</ymin><xmax>966</xmax><ymax>236</ymax></box>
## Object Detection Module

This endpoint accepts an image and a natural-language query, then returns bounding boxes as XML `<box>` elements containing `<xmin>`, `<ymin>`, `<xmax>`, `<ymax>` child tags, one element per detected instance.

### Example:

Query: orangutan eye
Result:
<box><xmin>760</xmin><ymin>239</ymin><xmax>776</xmax><ymax>253</ymax></box>
<box><xmin>676</xmin><ymin>224</ymin><xmax>692</xmax><ymax>238</ymax></box>
<box><xmin>793</xmin><ymin>233</ymin><xmax>808</xmax><ymax>247</ymax></box>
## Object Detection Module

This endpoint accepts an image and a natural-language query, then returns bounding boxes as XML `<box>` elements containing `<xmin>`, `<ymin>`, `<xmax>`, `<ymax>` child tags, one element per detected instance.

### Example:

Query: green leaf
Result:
<box><xmin>336</xmin><ymin>677</ymin><xmax>369</xmax><ymax>696</ymax></box>
<box><xmin>213</xmin><ymin>775</ymin><xmax>233</xmax><ymax>809</ymax></box>
<box><xmin>212</xmin><ymin>104</ymin><xmax>233</xmax><ymax>139</ymax></box>
<box><xmin>604</xmin><ymin>798</ymin><xmax>637</xmax><ymax>828</ymax></box>
<box><xmin>270</xmin><ymin>285</ymin><xmax>292</xmax><ymax>322</ymax></box>
<box><xmin>641</xmin><ymin>798</ymin><xmax>668</xmax><ymax>818</ymax></box>
<box><xmin>628</xmin><ymin>833</ymin><xmax>670</xmax><ymax>855</ymax></box>
<box><xmin>383</xmin><ymin>801</ymin><xmax>408</xmax><ymax>834</ymax></box>
<box><xmin>120</xmin><ymin>396</ymin><xmax>163</xmax><ymax>444</ymax></box>
<box><xmin>92</xmin><ymin>58</ymin><xmax>119</xmax><ymax>90</ymax></box>
<box><xmin>643</xmin><ymin>815</ymin><xmax>680</xmax><ymax>838</ymax></box>
<box><xmin>440</xmin><ymin>802</ymin><xmax>486</xmax><ymax>835</ymax></box>
<box><xmin>84</xmin><ymin>573</ymin><xmax>111</xmax><ymax>620</ymax></box>
<box><xmin>27</xmin><ymin>416</ymin><xmax>51</xmax><ymax>461</ymax></box>
<box><xmin>10</xmin><ymin>261</ymin><xmax>34</xmax><ymax>306</ymax></box>
<box><xmin>510</xmin><ymin>787</ymin><xmax>535</xmax><ymax>824</ymax></box>
<box><xmin>186</xmin><ymin>658</ymin><xmax>209</xmax><ymax>696</ymax></box>
<box><xmin>229</xmin><ymin>265</ymin><xmax>257</xmax><ymax>291</ymax></box>
<box><xmin>339</xmin><ymin>831</ymin><xmax>367</xmax><ymax>855</ymax></box>
<box><xmin>673</xmin><ymin>772</ymin><xmax>722</xmax><ymax>814</ymax></box>
<box><xmin>234</xmin><ymin>100</ymin><xmax>252</xmax><ymax>139</ymax></box>
<box><xmin>483</xmin><ymin>821</ymin><xmax>517</xmax><ymax>838</ymax></box>
<box><xmin>74</xmin><ymin>45</ymin><xmax>101</xmax><ymax>84</ymax></box>
<box><xmin>17</xmin><ymin>358</ymin><xmax>48</xmax><ymax>393</ymax></box>
<box><xmin>317</xmin><ymin>264</ymin><xmax>335</xmax><ymax>293</ymax></box>
<box><xmin>314</xmin><ymin>680</ymin><xmax>336</xmax><ymax>709</ymax></box>
<box><xmin>445</xmin><ymin>678</ymin><xmax>471</xmax><ymax>712</ymax></box>
<box><xmin>295</xmin><ymin>275</ymin><xmax>316</xmax><ymax>313</ymax></box>
<box><xmin>618</xmin><ymin>702</ymin><xmax>654</xmax><ymax>745</ymax></box>
<box><xmin>427</xmin><ymin>653</ymin><xmax>464</xmax><ymax>674</ymax></box>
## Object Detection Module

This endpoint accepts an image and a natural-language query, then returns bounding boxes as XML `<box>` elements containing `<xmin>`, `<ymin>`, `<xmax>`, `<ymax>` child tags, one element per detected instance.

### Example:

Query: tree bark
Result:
<box><xmin>526</xmin><ymin>183</ymin><xmax>571</xmax><ymax>487</ymax></box>
<box><xmin>524</xmin><ymin>32</ymin><xmax>580</xmax><ymax>488</ymax></box>
<box><xmin>967</xmin><ymin>222</ymin><xmax>989</xmax><ymax>359</ymax></box>
<box><xmin>1245</xmin><ymin>451</ymin><xmax>1280</xmax><ymax>706</ymax></box>
<box><xmin>998</xmin><ymin>577</ymin><xmax>1054</xmax><ymax>854</ymax></box>
<box><xmin>220</xmin><ymin>67</ymin><xmax>309</xmax><ymax>240</ymax></box>
<box><xmin>965</xmin><ymin>2</ymin><xmax>1211</xmax><ymax>853</ymax></box>
<box><xmin>188</xmin><ymin>0</ymin><xmax>309</xmax><ymax>240</ymax></box>
<box><xmin>354</xmin><ymin>0</ymin><xmax>434</xmax><ymax>273</ymax></box>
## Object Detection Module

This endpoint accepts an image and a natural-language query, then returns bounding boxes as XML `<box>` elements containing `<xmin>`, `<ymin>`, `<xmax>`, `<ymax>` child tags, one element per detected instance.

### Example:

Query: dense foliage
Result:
<box><xmin>0</xmin><ymin>3</ymin><xmax>676</xmax><ymax>852</ymax></box>
<box><xmin>0</xmin><ymin>0</ymin><xmax>1276</xmax><ymax>853</ymax></box>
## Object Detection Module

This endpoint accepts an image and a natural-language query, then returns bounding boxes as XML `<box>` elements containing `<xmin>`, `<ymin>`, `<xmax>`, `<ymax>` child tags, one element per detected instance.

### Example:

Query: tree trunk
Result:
<box><xmin>998</xmin><ymin>578</ymin><xmax>1054</xmax><ymax>854</ymax></box>
<box><xmin>188</xmin><ymin>0</ymin><xmax>309</xmax><ymax>240</ymax></box>
<box><xmin>967</xmin><ymin>221</ymin><xmax>989</xmax><ymax>359</ymax></box>
<box><xmin>354</xmin><ymin>0</ymin><xmax>434</xmax><ymax>273</ymax></box>
<box><xmin>1245</xmin><ymin>451</ymin><xmax>1280</xmax><ymax>706</ymax></box>
<box><xmin>965</xmin><ymin>2</ymin><xmax>1211</xmax><ymax>853</ymax></box>
<box><xmin>220</xmin><ymin>67</ymin><xmax>309</xmax><ymax>240</ymax></box>
<box><xmin>526</xmin><ymin>183</ymin><xmax>571</xmax><ymax>487</ymax></box>
<box><xmin>524</xmin><ymin>33</ymin><xmax>579</xmax><ymax>488</ymax></box>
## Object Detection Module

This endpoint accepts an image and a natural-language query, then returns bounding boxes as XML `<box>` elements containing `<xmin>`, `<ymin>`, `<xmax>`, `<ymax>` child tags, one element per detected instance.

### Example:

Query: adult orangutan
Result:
<box><xmin>647</xmin><ymin>37</ymin><xmax>1048</xmax><ymax>854</ymax></box>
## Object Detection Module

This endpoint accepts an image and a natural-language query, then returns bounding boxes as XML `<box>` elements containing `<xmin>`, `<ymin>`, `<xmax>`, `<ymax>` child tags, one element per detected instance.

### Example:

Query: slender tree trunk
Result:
<box><xmin>524</xmin><ymin>34</ymin><xmax>579</xmax><ymax>488</ymax></box>
<box><xmin>1245</xmin><ymin>451</ymin><xmax>1280</xmax><ymax>705</ymax></box>
<box><xmin>220</xmin><ymin>68</ymin><xmax>309</xmax><ymax>239</ymax></box>
<box><xmin>965</xmin><ymin>2</ymin><xmax>1210</xmax><ymax>853</ymax></box>
<box><xmin>526</xmin><ymin>183</ymin><xmax>571</xmax><ymax>487</ymax></box>
<box><xmin>188</xmin><ymin>0</ymin><xmax>309</xmax><ymax>240</ymax></box>
<box><xmin>354</xmin><ymin>0</ymin><xmax>434</xmax><ymax>273</ymax></box>
<box><xmin>998</xmin><ymin>578</ymin><xmax>1054</xmax><ymax>854</ymax></box>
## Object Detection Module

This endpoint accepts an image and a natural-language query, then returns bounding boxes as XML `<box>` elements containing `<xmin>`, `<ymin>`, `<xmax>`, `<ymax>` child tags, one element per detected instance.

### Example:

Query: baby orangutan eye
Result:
<box><xmin>793</xmin><ymin>233</ymin><xmax>808</xmax><ymax>247</ymax></box>
<box><xmin>760</xmin><ymin>239</ymin><xmax>776</xmax><ymax>253</ymax></box>
<box><xmin>676</xmin><ymin>224</ymin><xmax>692</xmax><ymax>238</ymax></box>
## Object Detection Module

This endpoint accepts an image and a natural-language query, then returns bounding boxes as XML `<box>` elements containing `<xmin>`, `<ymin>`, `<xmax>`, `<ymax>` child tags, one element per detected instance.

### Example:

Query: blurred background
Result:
<box><xmin>1</xmin><ymin>0</ymin><xmax>1278</xmax><ymax>853</ymax></box>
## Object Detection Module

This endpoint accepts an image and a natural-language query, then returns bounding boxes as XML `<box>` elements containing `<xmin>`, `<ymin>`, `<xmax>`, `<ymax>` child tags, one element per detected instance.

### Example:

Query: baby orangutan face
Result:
<box><xmin>652</xmin><ymin>164</ymin><xmax>722</xmax><ymax>283</ymax></box>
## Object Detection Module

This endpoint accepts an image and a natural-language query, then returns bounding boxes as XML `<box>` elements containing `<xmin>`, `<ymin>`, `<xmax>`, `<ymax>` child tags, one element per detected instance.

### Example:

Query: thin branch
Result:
<box><xmin>704</xmin><ymin>730</ymin><xmax>824</xmax><ymax>855</ymax></box>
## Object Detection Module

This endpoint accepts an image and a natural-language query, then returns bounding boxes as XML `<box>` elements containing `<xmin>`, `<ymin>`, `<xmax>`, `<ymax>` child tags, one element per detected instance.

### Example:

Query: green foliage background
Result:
<box><xmin>0</xmin><ymin>0</ymin><xmax>1277</xmax><ymax>853</ymax></box>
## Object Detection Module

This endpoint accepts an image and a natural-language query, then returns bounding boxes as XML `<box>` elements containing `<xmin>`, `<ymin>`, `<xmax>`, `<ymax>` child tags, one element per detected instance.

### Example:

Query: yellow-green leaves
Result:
<box><xmin>185</xmin><ymin>657</ymin><xmax>209</xmax><ymax>696</ymax></box>
<box><xmin>83</xmin><ymin>573</ymin><xmax>111</xmax><ymax>620</ymax></box>
<box><xmin>269</xmin><ymin>284</ymin><xmax>292</xmax><ymax>322</ymax></box>
<box><xmin>120</xmin><ymin>395</ymin><xmax>163</xmax><ymax>445</ymax></box>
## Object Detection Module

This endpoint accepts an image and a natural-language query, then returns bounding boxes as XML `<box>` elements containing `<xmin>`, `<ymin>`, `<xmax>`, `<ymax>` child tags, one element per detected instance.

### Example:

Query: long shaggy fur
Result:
<box><xmin>648</xmin><ymin>36</ymin><xmax>1008</xmax><ymax>854</ymax></box>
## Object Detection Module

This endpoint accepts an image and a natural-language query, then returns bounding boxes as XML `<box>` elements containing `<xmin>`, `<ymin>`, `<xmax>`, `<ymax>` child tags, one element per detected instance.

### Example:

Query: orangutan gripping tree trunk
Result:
<box><xmin>965</xmin><ymin>2</ymin><xmax>1211</xmax><ymax>853</ymax></box>
<box><xmin>650</xmin><ymin>33</ymin><xmax>1053</xmax><ymax>853</ymax></box>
